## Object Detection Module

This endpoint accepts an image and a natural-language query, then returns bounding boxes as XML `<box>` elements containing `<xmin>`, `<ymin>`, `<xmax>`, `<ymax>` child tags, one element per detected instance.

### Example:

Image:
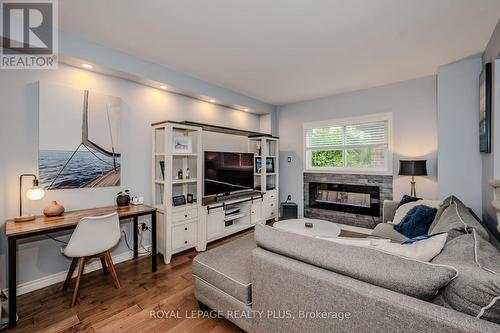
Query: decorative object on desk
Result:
<box><xmin>172</xmin><ymin>195</ymin><xmax>186</xmax><ymax>206</ymax></box>
<box><xmin>43</xmin><ymin>201</ymin><xmax>65</xmax><ymax>217</ymax></box>
<box><xmin>187</xmin><ymin>193</ymin><xmax>194</xmax><ymax>203</ymax></box>
<box><xmin>159</xmin><ymin>161</ymin><xmax>165</xmax><ymax>180</ymax></box>
<box><xmin>15</xmin><ymin>174</ymin><xmax>46</xmax><ymax>222</ymax></box>
<box><xmin>131</xmin><ymin>196</ymin><xmax>144</xmax><ymax>205</ymax></box>
<box><xmin>172</xmin><ymin>135</ymin><xmax>192</xmax><ymax>154</ymax></box>
<box><xmin>116</xmin><ymin>190</ymin><xmax>130</xmax><ymax>206</ymax></box>
<box><xmin>39</xmin><ymin>82</ymin><xmax>121</xmax><ymax>189</ymax></box>
<box><xmin>186</xmin><ymin>167</ymin><xmax>190</xmax><ymax>179</ymax></box>
<box><xmin>177</xmin><ymin>169</ymin><xmax>183</xmax><ymax>179</ymax></box>
<box><xmin>399</xmin><ymin>160</ymin><xmax>427</xmax><ymax>197</ymax></box>
<box><xmin>479</xmin><ymin>62</ymin><xmax>492</xmax><ymax>153</ymax></box>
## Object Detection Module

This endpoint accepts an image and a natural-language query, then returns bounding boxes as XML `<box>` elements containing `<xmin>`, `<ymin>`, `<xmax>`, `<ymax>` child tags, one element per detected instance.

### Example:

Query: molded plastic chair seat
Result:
<box><xmin>62</xmin><ymin>212</ymin><xmax>122</xmax><ymax>306</ymax></box>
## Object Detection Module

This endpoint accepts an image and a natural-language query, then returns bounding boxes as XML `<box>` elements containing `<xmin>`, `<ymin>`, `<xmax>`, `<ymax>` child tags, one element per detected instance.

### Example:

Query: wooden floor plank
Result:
<box><xmin>8</xmin><ymin>230</ymin><xmax>250</xmax><ymax>333</ymax></box>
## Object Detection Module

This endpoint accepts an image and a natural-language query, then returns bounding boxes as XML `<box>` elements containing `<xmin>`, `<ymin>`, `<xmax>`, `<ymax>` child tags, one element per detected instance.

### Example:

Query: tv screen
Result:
<box><xmin>204</xmin><ymin>151</ymin><xmax>254</xmax><ymax>196</ymax></box>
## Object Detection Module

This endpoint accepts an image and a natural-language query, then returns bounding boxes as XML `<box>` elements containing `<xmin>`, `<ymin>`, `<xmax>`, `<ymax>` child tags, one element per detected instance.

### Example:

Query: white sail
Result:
<box><xmin>82</xmin><ymin>90</ymin><xmax>121</xmax><ymax>156</ymax></box>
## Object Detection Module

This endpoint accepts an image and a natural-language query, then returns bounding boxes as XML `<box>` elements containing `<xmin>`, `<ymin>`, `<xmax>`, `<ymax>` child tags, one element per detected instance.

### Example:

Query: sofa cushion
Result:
<box><xmin>255</xmin><ymin>224</ymin><xmax>457</xmax><ymax>300</ymax></box>
<box><xmin>192</xmin><ymin>233</ymin><xmax>256</xmax><ymax>305</ymax></box>
<box><xmin>394</xmin><ymin>205</ymin><xmax>438</xmax><ymax>238</ymax></box>
<box><xmin>397</xmin><ymin>194</ymin><xmax>422</xmax><ymax>208</ymax></box>
<box><xmin>372</xmin><ymin>223</ymin><xmax>409</xmax><ymax>242</ymax></box>
<box><xmin>431</xmin><ymin>196</ymin><xmax>489</xmax><ymax>240</ymax></box>
<box><xmin>431</xmin><ymin>231</ymin><xmax>500</xmax><ymax>323</ymax></box>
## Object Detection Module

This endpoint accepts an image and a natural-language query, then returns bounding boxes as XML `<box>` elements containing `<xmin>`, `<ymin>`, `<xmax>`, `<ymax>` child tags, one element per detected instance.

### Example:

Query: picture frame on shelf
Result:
<box><xmin>266</xmin><ymin>157</ymin><xmax>275</xmax><ymax>173</ymax></box>
<box><xmin>172</xmin><ymin>136</ymin><xmax>192</xmax><ymax>154</ymax></box>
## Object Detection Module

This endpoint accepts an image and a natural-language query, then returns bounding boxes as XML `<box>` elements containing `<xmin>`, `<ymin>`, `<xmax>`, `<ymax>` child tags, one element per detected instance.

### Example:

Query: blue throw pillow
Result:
<box><xmin>397</xmin><ymin>194</ymin><xmax>422</xmax><ymax>208</ymax></box>
<box><xmin>394</xmin><ymin>205</ymin><xmax>438</xmax><ymax>238</ymax></box>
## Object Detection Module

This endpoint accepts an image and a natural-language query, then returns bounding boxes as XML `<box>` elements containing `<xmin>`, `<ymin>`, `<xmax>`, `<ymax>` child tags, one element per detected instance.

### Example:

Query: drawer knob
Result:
<box><xmin>184</xmin><ymin>240</ymin><xmax>188</xmax><ymax>244</ymax></box>
<box><xmin>184</xmin><ymin>227</ymin><xmax>188</xmax><ymax>231</ymax></box>
<box><xmin>270</xmin><ymin>204</ymin><xmax>274</xmax><ymax>206</ymax></box>
<box><xmin>184</xmin><ymin>214</ymin><xmax>188</xmax><ymax>217</ymax></box>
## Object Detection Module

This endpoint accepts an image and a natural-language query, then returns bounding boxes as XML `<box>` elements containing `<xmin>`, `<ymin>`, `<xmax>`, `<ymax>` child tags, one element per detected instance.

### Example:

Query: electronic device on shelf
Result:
<box><xmin>204</xmin><ymin>151</ymin><xmax>254</xmax><ymax>196</ymax></box>
<box><xmin>172</xmin><ymin>195</ymin><xmax>186</xmax><ymax>206</ymax></box>
<box><xmin>225</xmin><ymin>207</ymin><xmax>240</xmax><ymax>216</ymax></box>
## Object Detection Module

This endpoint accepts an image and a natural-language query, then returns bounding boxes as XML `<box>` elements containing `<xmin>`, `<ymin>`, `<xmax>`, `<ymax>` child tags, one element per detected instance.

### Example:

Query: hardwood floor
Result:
<box><xmin>8</xmin><ymin>230</ymin><xmax>251</xmax><ymax>333</ymax></box>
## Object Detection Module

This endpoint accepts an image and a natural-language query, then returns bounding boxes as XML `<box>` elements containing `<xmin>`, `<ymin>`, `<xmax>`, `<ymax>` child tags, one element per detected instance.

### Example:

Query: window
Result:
<box><xmin>304</xmin><ymin>114</ymin><xmax>392</xmax><ymax>174</ymax></box>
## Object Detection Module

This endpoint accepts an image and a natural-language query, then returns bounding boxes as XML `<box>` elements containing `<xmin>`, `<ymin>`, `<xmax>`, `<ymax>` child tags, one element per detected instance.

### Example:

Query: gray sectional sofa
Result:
<box><xmin>193</xmin><ymin>196</ymin><xmax>500</xmax><ymax>332</ymax></box>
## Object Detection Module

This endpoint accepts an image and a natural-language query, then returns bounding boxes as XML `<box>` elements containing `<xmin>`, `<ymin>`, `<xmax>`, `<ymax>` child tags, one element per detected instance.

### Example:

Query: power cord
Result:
<box><xmin>44</xmin><ymin>234</ymin><xmax>68</xmax><ymax>245</ymax></box>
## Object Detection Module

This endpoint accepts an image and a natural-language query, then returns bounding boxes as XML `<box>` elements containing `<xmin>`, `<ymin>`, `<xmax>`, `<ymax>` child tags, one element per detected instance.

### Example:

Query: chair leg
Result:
<box><xmin>63</xmin><ymin>258</ymin><xmax>78</xmax><ymax>292</ymax></box>
<box><xmin>100</xmin><ymin>256</ymin><xmax>108</xmax><ymax>275</ymax></box>
<box><xmin>104</xmin><ymin>251</ymin><xmax>121</xmax><ymax>289</ymax></box>
<box><xmin>71</xmin><ymin>257</ymin><xmax>86</xmax><ymax>307</ymax></box>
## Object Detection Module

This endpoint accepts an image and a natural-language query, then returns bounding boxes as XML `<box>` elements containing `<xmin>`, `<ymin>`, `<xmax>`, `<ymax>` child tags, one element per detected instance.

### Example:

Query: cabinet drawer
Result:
<box><xmin>172</xmin><ymin>221</ymin><xmax>198</xmax><ymax>250</ymax></box>
<box><xmin>265</xmin><ymin>190</ymin><xmax>278</xmax><ymax>201</ymax></box>
<box><xmin>265</xmin><ymin>200</ymin><xmax>278</xmax><ymax>219</ymax></box>
<box><xmin>173</xmin><ymin>208</ymin><xmax>198</xmax><ymax>224</ymax></box>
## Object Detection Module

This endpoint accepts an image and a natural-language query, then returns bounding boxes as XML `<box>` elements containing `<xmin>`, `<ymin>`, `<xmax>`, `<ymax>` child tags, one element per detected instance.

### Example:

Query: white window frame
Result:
<box><xmin>303</xmin><ymin>112</ymin><xmax>393</xmax><ymax>175</ymax></box>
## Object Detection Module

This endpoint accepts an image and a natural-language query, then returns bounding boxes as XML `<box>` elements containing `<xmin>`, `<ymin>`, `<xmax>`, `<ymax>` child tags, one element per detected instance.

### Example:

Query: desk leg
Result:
<box><xmin>133</xmin><ymin>216</ymin><xmax>138</xmax><ymax>259</ymax></box>
<box><xmin>151</xmin><ymin>212</ymin><xmax>157</xmax><ymax>272</ymax></box>
<box><xmin>8</xmin><ymin>237</ymin><xmax>17</xmax><ymax>328</ymax></box>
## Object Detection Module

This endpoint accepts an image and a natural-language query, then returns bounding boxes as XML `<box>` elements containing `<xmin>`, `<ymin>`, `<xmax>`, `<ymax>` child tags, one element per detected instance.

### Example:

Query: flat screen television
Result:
<box><xmin>204</xmin><ymin>151</ymin><xmax>254</xmax><ymax>196</ymax></box>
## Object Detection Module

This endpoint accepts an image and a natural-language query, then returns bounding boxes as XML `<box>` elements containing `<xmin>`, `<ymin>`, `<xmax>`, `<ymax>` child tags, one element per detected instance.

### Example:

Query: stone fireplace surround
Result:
<box><xmin>304</xmin><ymin>172</ymin><xmax>393</xmax><ymax>229</ymax></box>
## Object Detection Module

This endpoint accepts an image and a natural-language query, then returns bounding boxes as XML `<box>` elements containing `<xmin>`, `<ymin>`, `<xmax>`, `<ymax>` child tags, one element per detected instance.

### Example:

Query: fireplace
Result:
<box><xmin>308</xmin><ymin>182</ymin><xmax>380</xmax><ymax>217</ymax></box>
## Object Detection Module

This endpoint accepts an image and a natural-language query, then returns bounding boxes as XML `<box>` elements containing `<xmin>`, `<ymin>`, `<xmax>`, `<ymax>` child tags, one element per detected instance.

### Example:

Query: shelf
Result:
<box><xmin>154</xmin><ymin>153</ymin><xmax>165</xmax><ymax>156</ymax></box>
<box><xmin>266</xmin><ymin>173</ymin><xmax>276</xmax><ymax>176</ymax></box>
<box><xmin>224</xmin><ymin>213</ymin><xmax>247</xmax><ymax>222</ymax></box>
<box><xmin>254</xmin><ymin>173</ymin><xmax>262</xmax><ymax>176</ymax></box>
<box><xmin>224</xmin><ymin>223</ymin><xmax>254</xmax><ymax>234</ymax></box>
<box><xmin>154</xmin><ymin>180</ymin><xmax>165</xmax><ymax>184</ymax></box>
<box><xmin>172</xmin><ymin>203</ymin><xmax>199</xmax><ymax>211</ymax></box>
<box><xmin>172</xmin><ymin>153</ymin><xmax>197</xmax><ymax>157</ymax></box>
<box><xmin>172</xmin><ymin>178</ymin><xmax>198</xmax><ymax>184</ymax></box>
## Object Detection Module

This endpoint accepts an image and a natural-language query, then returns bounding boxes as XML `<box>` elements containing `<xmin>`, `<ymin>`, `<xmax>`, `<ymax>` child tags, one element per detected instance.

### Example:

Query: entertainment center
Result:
<box><xmin>151</xmin><ymin>121</ymin><xmax>279</xmax><ymax>264</ymax></box>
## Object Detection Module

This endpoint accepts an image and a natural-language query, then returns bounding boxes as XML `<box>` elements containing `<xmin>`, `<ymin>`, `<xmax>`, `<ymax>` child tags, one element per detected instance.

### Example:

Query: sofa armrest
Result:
<box><xmin>251</xmin><ymin>247</ymin><xmax>499</xmax><ymax>333</ymax></box>
<box><xmin>383</xmin><ymin>200</ymin><xmax>398</xmax><ymax>223</ymax></box>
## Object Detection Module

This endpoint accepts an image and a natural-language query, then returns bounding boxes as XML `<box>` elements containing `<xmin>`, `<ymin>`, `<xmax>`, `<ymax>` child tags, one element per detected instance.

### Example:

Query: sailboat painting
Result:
<box><xmin>39</xmin><ymin>82</ymin><xmax>121</xmax><ymax>189</ymax></box>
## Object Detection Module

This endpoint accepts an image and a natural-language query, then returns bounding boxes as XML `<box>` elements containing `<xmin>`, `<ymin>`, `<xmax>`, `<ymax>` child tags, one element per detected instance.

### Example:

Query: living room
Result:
<box><xmin>1</xmin><ymin>1</ymin><xmax>500</xmax><ymax>332</ymax></box>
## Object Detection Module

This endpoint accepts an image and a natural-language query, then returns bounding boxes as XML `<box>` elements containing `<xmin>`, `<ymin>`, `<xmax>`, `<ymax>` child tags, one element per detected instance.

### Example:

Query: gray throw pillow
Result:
<box><xmin>255</xmin><ymin>225</ymin><xmax>457</xmax><ymax>300</ymax></box>
<box><xmin>431</xmin><ymin>232</ymin><xmax>500</xmax><ymax>323</ymax></box>
<box><xmin>431</xmin><ymin>196</ymin><xmax>489</xmax><ymax>240</ymax></box>
<box><xmin>372</xmin><ymin>223</ymin><xmax>409</xmax><ymax>243</ymax></box>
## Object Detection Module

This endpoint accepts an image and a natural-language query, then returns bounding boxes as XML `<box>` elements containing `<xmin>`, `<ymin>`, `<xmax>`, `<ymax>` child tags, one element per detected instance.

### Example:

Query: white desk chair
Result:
<box><xmin>62</xmin><ymin>212</ymin><xmax>122</xmax><ymax>306</ymax></box>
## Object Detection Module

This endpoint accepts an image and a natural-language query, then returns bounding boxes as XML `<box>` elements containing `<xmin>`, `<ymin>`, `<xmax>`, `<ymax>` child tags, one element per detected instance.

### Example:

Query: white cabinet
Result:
<box><xmin>251</xmin><ymin>199</ymin><xmax>263</xmax><ymax>225</ymax></box>
<box><xmin>264</xmin><ymin>190</ymin><xmax>279</xmax><ymax>221</ymax></box>
<box><xmin>172</xmin><ymin>221</ymin><xmax>198</xmax><ymax>250</ymax></box>
<box><xmin>206</xmin><ymin>206</ymin><xmax>225</xmax><ymax>241</ymax></box>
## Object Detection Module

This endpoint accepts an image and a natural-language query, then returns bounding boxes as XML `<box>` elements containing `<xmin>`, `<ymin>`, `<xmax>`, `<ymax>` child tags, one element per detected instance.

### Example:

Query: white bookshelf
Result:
<box><xmin>151</xmin><ymin>122</ymin><xmax>204</xmax><ymax>264</ymax></box>
<box><xmin>248</xmin><ymin>136</ymin><xmax>280</xmax><ymax>220</ymax></box>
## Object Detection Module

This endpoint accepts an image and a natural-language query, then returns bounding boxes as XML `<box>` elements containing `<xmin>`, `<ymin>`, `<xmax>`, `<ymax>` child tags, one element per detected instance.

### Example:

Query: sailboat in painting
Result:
<box><xmin>38</xmin><ymin>82</ymin><xmax>121</xmax><ymax>189</ymax></box>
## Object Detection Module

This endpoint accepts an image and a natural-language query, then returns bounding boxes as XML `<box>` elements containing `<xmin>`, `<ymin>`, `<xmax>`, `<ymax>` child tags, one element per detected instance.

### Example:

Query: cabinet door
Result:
<box><xmin>206</xmin><ymin>207</ymin><xmax>224</xmax><ymax>240</ymax></box>
<box><xmin>251</xmin><ymin>200</ymin><xmax>263</xmax><ymax>225</ymax></box>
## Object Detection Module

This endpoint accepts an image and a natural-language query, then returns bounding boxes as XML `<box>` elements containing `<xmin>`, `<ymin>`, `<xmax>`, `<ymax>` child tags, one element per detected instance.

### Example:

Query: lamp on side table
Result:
<box><xmin>14</xmin><ymin>174</ymin><xmax>45</xmax><ymax>222</ymax></box>
<box><xmin>398</xmin><ymin>160</ymin><xmax>427</xmax><ymax>197</ymax></box>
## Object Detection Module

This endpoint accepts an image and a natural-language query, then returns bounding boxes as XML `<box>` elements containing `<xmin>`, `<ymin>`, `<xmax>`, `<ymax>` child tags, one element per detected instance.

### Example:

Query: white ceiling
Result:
<box><xmin>59</xmin><ymin>0</ymin><xmax>500</xmax><ymax>105</ymax></box>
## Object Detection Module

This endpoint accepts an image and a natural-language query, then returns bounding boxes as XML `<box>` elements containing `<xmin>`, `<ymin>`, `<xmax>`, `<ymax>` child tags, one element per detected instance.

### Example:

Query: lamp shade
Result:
<box><xmin>399</xmin><ymin>160</ymin><xmax>427</xmax><ymax>176</ymax></box>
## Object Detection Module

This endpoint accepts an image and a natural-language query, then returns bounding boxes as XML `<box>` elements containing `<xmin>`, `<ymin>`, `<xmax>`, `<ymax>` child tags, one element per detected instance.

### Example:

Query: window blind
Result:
<box><xmin>306</xmin><ymin>121</ymin><xmax>387</xmax><ymax>149</ymax></box>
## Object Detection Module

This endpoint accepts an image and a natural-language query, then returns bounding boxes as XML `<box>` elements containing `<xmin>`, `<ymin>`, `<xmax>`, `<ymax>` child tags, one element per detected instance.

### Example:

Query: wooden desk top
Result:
<box><xmin>6</xmin><ymin>204</ymin><xmax>156</xmax><ymax>237</ymax></box>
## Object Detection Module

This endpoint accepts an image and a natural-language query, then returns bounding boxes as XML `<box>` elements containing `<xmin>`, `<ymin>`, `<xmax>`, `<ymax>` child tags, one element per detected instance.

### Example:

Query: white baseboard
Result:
<box><xmin>3</xmin><ymin>246</ymin><xmax>152</xmax><ymax>297</ymax></box>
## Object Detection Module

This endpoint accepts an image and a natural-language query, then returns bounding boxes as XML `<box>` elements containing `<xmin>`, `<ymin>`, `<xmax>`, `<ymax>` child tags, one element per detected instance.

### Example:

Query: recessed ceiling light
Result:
<box><xmin>160</xmin><ymin>85</ymin><xmax>167</xmax><ymax>90</ymax></box>
<box><xmin>243</xmin><ymin>108</ymin><xmax>249</xmax><ymax>112</ymax></box>
<box><xmin>209</xmin><ymin>99</ymin><xmax>216</xmax><ymax>103</ymax></box>
<box><xmin>81</xmin><ymin>63</ymin><xmax>93</xmax><ymax>69</ymax></box>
